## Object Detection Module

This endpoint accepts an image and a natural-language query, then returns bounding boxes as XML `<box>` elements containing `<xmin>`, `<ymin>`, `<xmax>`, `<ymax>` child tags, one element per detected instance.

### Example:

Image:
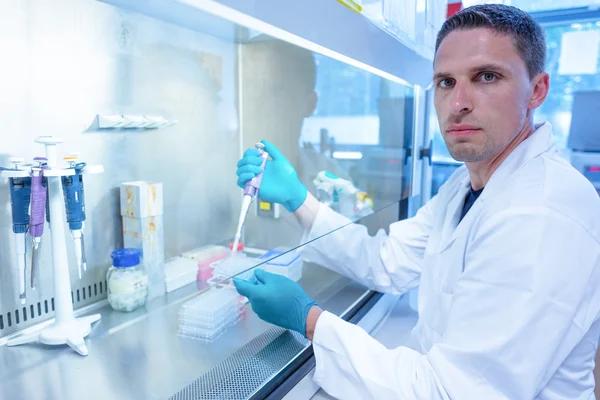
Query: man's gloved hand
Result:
<box><xmin>233</xmin><ymin>269</ymin><xmax>317</xmax><ymax>337</ymax></box>
<box><xmin>236</xmin><ymin>140</ymin><xmax>308</xmax><ymax>212</ymax></box>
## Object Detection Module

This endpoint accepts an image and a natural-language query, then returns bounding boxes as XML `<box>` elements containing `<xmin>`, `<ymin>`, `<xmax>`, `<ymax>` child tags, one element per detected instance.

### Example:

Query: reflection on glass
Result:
<box><xmin>239</xmin><ymin>35</ymin><xmax>415</xmax><ymax>252</ymax></box>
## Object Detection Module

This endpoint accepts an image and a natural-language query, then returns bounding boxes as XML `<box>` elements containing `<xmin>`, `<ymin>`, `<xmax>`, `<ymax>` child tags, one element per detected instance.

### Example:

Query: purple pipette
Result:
<box><xmin>29</xmin><ymin>157</ymin><xmax>48</xmax><ymax>289</ymax></box>
<box><xmin>244</xmin><ymin>143</ymin><xmax>268</xmax><ymax>197</ymax></box>
<box><xmin>231</xmin><ymin>143</ymin><xmax>269</xmax><ymax>258</ymax></box>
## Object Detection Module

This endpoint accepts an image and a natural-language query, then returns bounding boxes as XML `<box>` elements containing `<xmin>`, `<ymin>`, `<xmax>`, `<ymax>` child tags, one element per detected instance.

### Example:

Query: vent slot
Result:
<box><xmin>0</xmin><ymin>279</ymin><xmax>107</xmax><ymax>334</ymax></box>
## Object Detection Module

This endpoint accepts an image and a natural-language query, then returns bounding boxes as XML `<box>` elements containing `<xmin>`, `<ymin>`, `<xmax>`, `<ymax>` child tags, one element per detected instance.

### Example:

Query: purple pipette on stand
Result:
<box><xmin>29</xmin><ymin>156</ymin><xmax>48</xmax><ymax>289</ymax></box>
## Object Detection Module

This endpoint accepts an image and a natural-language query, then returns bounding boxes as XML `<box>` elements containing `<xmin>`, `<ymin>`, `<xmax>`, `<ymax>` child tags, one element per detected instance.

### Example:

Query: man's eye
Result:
<box><xmin>480</xmin><ymin>73</ymin><xmax>496</xmax><ymax>82</ymax></box>
<box><xmin>439</xmin><ymin>79</ymin><xmax>454</xmax><ymax>88</ymax></box>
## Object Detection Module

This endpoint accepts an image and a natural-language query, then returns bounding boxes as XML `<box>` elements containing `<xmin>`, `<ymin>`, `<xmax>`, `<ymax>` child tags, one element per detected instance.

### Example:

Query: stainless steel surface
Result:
<box><xmin>170</xmin><ymin>327</ymin><xmax>308</xmax><ymax>400</ymax></box>
<box><xmin>0</xmin><ymin>1</ymin><xmax>428</xmax><ymax>397</ymax></box>
<box><xmin>0</xmin><ymin>0</ymin><xmax>241</xmax><ymax>337</ymax></box>
<box><xmin>0</xmin><ymin>17</ymin><xmax>426</xmax><ymax>400</ymax></box>
<box><xmin>0</xmin><ymin>0</ymin><xmax>419</xmax><ymax>340</ymax></box>
<box><xmin>0</xmin><ymin>262</ymin><xmax>369</xmax><ymax>400</ymax></box>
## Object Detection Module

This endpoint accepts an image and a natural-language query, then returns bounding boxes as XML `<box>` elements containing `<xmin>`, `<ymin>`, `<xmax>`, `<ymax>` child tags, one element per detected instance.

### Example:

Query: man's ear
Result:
<box><xmin>529</xmin><ymin>72</ymin><xmax>550</xmax><ymax>110</ymax></box>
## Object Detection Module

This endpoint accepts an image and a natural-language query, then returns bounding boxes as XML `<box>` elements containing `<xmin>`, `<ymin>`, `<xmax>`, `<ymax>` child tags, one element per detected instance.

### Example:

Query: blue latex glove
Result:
<box><xmin>233</xmin><ymin>269</ymin><xmax>317</xmax><ymax>337</ymax></box>
<box><xmin>236</xmin><ymin>140</ymin><xmax>308</xmax><ymax>212</ymax></box>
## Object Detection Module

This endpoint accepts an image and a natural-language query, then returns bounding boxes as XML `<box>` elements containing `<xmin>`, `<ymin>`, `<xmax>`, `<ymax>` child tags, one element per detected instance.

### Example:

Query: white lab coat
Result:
<box><xmin>300</xmin><ymin>122</ymin><xmax>600</xmax><ymax>399</ymax></box>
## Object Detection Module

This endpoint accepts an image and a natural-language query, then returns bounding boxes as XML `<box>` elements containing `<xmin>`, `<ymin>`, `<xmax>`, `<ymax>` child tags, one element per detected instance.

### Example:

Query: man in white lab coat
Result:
<box><xmin>233</xmin><ymin>4</ymin><xmax>600</xmax><ymax>399</ymax></box>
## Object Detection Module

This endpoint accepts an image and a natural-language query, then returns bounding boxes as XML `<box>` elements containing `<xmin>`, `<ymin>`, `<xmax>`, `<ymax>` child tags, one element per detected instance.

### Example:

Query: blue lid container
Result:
<box><xmin>111</xmin><ymin>248</ymin><xmax>142</xmax><ymax>268</ymax></box>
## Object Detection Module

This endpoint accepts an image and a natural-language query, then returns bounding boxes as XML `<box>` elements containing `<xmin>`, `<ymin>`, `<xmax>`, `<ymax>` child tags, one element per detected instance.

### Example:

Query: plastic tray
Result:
<box><xmin>211</xmin><ymin>255</ymin><xmax>259</xmax><ymax>281</ymax></box>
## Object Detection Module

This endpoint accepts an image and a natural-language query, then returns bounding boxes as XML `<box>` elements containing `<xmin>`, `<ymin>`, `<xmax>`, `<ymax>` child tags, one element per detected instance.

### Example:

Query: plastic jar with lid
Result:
<box><xmin>107</xmin><ymin>248</ymin><xmax>148</xmax><ymax>312</ymax></box>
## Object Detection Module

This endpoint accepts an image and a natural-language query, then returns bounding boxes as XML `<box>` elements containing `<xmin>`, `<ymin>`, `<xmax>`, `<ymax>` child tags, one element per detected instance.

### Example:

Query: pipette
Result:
<box><xmin>6</xmin><ymin>158</ymin><xmax>32</xmax><ymax>304</ymax></box>
<box><xmin>231</xmin><ymin>143</ymin><xmax>268</xmax><ymax>258</ymax></box>
<box><xmin>62</xmin><ymin>155</ymin><xmax>87</xmax><ymax>279</ymax></box>
<box><xmin>29</xmin><ymin>157</ymin><xmax>48</xmax><ymax>289</ymax></box>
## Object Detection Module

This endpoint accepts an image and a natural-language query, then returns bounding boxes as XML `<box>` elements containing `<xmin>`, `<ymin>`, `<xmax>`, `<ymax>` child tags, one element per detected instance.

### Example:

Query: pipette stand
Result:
<box><xmin>5</xmin><ymin>136</ymin><xmax>103</xmax><ymax>356</ymax></box>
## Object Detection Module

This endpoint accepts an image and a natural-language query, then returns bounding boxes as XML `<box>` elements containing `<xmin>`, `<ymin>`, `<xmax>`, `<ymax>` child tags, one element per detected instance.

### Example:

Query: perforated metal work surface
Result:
<box><xmin>0</xmin><ymin>263</ymin><xmax>367</xmax><ymax>400</ymax></box>
<box><xmin>170</xmin><ymin>327</ymin><xmax>310</xmax><ymax>400</ymax></box>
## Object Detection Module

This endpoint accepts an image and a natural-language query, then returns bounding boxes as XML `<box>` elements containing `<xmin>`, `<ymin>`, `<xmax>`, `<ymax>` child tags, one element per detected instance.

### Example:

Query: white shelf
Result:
<box><xmin>99</xmin><ymin>0</ymin><xmax>433</xmax><ymax>88</ymax></box>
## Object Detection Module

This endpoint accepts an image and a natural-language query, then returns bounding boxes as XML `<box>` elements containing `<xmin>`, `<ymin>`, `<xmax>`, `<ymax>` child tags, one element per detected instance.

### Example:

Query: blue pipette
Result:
<box><xmin>62</xmin><ymin>156</ymin><xmax>87</xmax><ymax>278</ymax></box>
<box><xmin>4</xmin><ymin>158</ymin><xmax>32</xmax><ymax>303</ymax></box>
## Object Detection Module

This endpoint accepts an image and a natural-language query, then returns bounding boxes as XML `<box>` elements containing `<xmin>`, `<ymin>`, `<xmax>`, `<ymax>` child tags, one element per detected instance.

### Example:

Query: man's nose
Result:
<box><xmin>450</xmin><ymin>82</ymin><xmax>474</xmax><ymax>116</ymax></box>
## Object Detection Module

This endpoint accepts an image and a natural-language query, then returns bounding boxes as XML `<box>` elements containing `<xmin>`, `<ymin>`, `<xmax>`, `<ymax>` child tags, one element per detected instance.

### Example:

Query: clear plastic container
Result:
<box><xmin>178</xmin><ymin>314</ymin><xmax>242</xmax><ymax>341</ymax></box>
<box><xmin>107</xmin><ymin>248</ymin><xmax>148</xmax><ymax>312</ymax></box>
<box><xmin>178</xmin><ymin>286</ymin><xmax>244</xmax><ymax>342</ymax></box>
<box><xmin>179</xmin><ymin>286</ymin><xmax>241</xmax><ymax>322</ymax></box>
<box><xmin>210</xmin><ymin>254</ymin><xmax>259</xmax><ymax>281</ymax></box>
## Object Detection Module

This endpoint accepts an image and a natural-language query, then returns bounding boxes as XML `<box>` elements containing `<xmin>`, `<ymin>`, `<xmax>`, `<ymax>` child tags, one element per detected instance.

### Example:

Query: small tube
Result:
<box><xmin>71</xmin><ymin>229</ymin><xmax>83</xmax><ymax>279</ymax></box>
<box><xmin>16</xmin><ymin>232</ymin><xmax>26</xmax><ymax>304</ymax></box>
<box><xmin>31</xmin><ymin>237</ymin><xmax>41</xmax><ymax>289</ymax></box>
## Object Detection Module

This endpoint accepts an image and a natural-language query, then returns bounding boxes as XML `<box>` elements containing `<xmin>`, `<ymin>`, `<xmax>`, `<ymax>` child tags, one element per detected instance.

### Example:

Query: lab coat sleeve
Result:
<box><xmin>299</xmin><ymin>195</ymin><xmax>439</xmax><ymax>294</ymax></box>
<box><xmin>313</xmin><ymin>311</ymin><xmax>451</xmax><ymax>400</ymax></box>
<box><xmin>312</xmin><ymin>206</ymin><xmax>600</xmax><ymax>400</ymax></box>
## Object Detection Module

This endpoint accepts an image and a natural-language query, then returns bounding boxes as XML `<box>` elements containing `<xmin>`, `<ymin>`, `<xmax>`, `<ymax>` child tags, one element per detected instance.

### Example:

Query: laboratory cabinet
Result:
<box><xmin>0</xmin><ymin>0</ymin><xmax>436</xmax><ymax>398</ymax></box>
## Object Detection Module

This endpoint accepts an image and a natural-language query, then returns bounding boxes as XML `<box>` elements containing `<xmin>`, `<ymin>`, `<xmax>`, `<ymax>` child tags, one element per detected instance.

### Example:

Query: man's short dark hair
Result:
<box><xmin>435</xmin><ymin>4</ymin><xmax>546</xmax><ymax>78</ymax></box>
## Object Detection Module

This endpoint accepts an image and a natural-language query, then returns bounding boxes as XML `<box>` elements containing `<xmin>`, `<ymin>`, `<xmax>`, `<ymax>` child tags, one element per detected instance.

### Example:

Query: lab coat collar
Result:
<box><xmin>478</xmin><ymin>121</ymin><xmax>556</xmax><ymax>202</ymax></box>
<box><xmin>438</xmin><ymin>122</ymin><xmax>556</xmax><ymax>252</ymax></box>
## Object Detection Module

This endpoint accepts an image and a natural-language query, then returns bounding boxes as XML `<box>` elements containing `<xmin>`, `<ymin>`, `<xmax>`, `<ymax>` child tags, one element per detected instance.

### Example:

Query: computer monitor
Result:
<box><xmin>568</xmin><ymin>91</ymin><xmax>600</xmax><ymax>152</ymax></box>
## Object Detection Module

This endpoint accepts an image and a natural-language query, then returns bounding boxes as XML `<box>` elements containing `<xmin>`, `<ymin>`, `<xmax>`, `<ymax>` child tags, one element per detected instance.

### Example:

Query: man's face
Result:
<box><xmin>433</xmin><ymin>28</ymin><xmax>536</xmax><ymax>163</ymax></box>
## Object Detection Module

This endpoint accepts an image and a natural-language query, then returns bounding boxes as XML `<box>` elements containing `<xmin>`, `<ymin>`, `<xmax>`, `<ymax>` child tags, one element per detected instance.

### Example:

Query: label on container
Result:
<box><xmin>108</xmin><ymin>274</ymin><xmax>148</xmax><ymax>295</ymax></box>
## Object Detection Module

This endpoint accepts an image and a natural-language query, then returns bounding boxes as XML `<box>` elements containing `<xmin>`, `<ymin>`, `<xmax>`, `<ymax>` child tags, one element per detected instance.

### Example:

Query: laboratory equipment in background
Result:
<box><xmin>259</xmin><ymin>249</ymin><xmax>303</xmax><ymax>281</ymax></box>
<box><xmin>3</xmin><ymin>158</ymin><xmax>32</xmax><ymax>304</ymax></box>
<box><xmin>232</xmin><ymin>142</ymin><xmax>268</xmax><ymax>258</ymax></box>
<box><xmin>120</xmin><ymin>181</ymin><xmax>166</xmax><ymax>299</ymax></box>
<box><xmin>107</xmin><ymin>248</ymin><xmax>148</xmax><ymax>312</ymax></box>
<box><xmin>313</xmin><ymin>170</ymin><xmax>373</xmax><ymax>219</ymax></box>
<box><xmin>255</xmin><ymin>198</ymin><xmax>281</xmax><ymax>220</ymax></box>
<box><xmin>2</xmin><ymin>136</ymin><xmax>103</xmax><ymax>356</ymax></box>
<box><xmin>0</xmin><ymin>0</ymin><xmax>436</xmax><ymax>395</ymax></box>
<box><xmin>571</xmin><ymin>154</ymin><xmax>600</xmax><ymax>196</ymax></box>
<box><xmin>183</xmin><ymin>245</ymin><xmax>230</xmax><ymax>265</ymax></box>
<box><xmin>164</xmin><ymin>256</ymin><xmax>199</xmax><ymax>293</ymax></box>
<box><xmin>211</xmin><ymin>254</ymin><xmax>260</xmax><ymax>282</ymax></box>
<box><xmin>568</xmin><ymin>91</ymin><xmax>600</xmax><ymax>196</ymax></box>
<box><xmin>355</xmin><ymin>191</ymin><xmax>374</xmax><ymax>216</ymax></box>
<box><xmin>178</xmin><ymin>285</ymin><xmax>245</xmax><ymax>342</ymax></box>
<box><xmin>62</xmin><ymin>155</ymin><xmax>89</xmax><ymax>279</ymax></box>
<box><xmin>355</xmin><ymin>147</ymin><xmax>407</xmax><ymax>200</ymax></box>
<box><xmin>29</xmin><ymin>157</ymin><xmax>48</xmax><ymax>289</ymax></box>
<box><xmin>181</xmin><ymin>245</ymin><xmax>229</xmax><ymax>282</ymax></box>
